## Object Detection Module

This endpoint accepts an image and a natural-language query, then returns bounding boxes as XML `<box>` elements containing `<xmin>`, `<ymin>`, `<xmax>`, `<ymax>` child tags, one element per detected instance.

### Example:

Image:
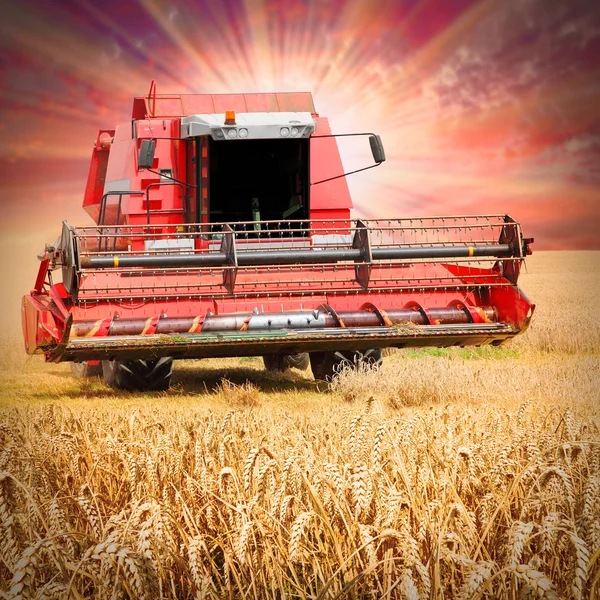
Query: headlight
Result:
<box><xmin>227</xmin><ymin>129</ymin><xmax>238</xmax><ymax>139</ymax></box>
<box><xmin>280</xmin><ymin>127</ymin><xmax>290</xmax><ymax>137</ymax></box>
<box><xmin>238</xmin><ymin>128</ymin><xmax>248</xmax><ymax>138</ymax></box>
<box><xmin>214</xmin><ymin>129</ymin><xmax>224</xmax><ymax>138</ymax></box>
<box><xmin>290</xmin><ymin>127</ymin><xmax>299</xmax><ymax>137</ymax></box>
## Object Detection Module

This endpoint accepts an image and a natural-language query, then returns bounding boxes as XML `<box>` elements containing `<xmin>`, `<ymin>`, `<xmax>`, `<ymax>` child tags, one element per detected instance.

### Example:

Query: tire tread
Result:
<box><xmin>102</xmin><ymin>358</ymin><xmax>173</xmax><ymax>391</ymax></box>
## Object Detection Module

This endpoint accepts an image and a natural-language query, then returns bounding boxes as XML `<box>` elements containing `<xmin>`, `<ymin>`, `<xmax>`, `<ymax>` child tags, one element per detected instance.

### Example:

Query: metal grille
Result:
<box><xmin>70</xmin><ymin>215</ymin><xmax>525</xmax><ymax>302</ymax></box>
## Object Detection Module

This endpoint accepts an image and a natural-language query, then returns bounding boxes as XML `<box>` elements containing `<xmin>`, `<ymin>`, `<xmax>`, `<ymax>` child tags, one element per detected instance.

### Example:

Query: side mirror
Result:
<box><xmin>369</xmin><ymin>134</ymin><xmax>386</xmax><ymax>164</ymax></box>
<box><xmin>138</xmin><ymin>139</ymin><xmax>156</xmax><ymax>169</ymax></box>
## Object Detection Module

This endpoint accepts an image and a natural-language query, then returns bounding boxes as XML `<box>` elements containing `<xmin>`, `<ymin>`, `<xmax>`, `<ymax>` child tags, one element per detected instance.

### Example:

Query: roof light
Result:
<box><xmin>225</xmin><ymin>111</ymin><xmax>236</xmax><ymax>125</ymax></box>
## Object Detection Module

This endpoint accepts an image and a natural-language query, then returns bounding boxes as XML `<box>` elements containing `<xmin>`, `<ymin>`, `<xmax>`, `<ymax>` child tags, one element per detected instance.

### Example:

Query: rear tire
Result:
<box><xmin>71</xmin><ymin>361</ymin><xmax>102</xmax><ymax>378</ymax></box>
<box><xmin>101</xmin><ymin>358</ymin><xmax>173</xmax><ymax>391</ymax></box>
<box><xmin>263</xmin><ymin>353</ymin><xmax>310</xmax><ymax>372</ymax></box>
<box><xmin>309</xmin><ymin>348</ymin><xmax>383</xmax><ymax>381</ymax></box>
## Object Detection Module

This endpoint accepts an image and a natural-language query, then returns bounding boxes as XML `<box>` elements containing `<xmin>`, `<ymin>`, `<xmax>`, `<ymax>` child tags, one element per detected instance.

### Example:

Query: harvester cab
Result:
<box><xmin>22</xmin><ymin>83</ymin><xmax>534</xmax><ymax>391</ymax></box>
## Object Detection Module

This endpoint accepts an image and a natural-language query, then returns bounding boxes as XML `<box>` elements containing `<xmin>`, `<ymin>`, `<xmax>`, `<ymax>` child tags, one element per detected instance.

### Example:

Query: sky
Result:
<box><xmin>0</xmin><ymin>0</ymin><xmax>599</xmax><ymax>329</ymax></box>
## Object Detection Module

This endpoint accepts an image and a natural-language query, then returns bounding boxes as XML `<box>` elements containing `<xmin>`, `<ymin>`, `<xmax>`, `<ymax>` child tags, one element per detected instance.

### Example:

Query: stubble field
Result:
<box><xmin>0</xmin><ymin>251</ymin><xmax>599</xmax><ymax>599</ymax></box>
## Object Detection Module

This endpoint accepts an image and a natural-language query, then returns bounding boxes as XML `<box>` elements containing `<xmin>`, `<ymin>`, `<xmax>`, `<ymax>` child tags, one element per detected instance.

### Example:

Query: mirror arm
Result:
<box><xmin>311</xmin><ymin>132</ymin><xmax>377</xmax><ymax>139</ymax></box>
<box><xmin>311</xmin><ymin>162</ymin><xmax>383</xmax><ymax>186</ymax></box>
<box><xmin>310</xmin><ymin>132</ymin><xmax>385</xmax><ymax>185</ymax></box>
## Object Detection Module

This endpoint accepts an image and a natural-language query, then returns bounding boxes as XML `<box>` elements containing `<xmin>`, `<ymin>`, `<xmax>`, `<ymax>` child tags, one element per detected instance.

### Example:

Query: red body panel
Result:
<box><xmin>82</xmin><ymin>130</ymin><xmax>114</xmax><ymax>223</ymax></box>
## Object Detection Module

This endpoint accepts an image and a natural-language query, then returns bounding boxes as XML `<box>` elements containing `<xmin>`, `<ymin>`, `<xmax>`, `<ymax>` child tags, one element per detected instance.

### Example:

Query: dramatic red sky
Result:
<box><xmin>0</xmin><ymin>0</ymin><xmax>598</xmax><ymax>290</ymax></box>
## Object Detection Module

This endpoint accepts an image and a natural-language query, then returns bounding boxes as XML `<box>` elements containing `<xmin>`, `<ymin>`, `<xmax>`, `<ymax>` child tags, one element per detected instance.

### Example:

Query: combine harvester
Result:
<box><xmin>22</xmin><ymin>83</ymin><xmax>534</xmax><ymax>390</ymax></box>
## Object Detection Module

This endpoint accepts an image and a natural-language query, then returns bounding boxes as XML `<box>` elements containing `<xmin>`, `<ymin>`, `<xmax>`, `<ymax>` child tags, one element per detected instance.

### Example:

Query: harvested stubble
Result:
<box><xmin>510</xmin><ymin>251</ymin><xmax>600</xmax><ymax>354</ymax></box>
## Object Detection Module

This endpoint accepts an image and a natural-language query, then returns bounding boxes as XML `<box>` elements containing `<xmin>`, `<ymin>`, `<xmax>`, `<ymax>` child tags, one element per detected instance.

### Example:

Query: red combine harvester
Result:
<box><xmin>22</xmin><ymin>84</ymin><xmax>534</xmax><ymax>390</ymax></box>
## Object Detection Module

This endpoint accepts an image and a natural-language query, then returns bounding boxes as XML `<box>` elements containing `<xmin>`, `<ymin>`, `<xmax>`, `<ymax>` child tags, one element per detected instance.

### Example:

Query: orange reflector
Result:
<box><xmin>225</xmin><ymin>110</ymin><xmax>236</xmax><ymax>125</ymax></box>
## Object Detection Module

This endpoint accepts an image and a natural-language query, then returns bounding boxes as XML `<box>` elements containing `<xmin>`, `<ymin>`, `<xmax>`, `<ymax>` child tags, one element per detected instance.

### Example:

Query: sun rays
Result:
<box><xmin>0</xmin><ymin>0</ymin><xmax>598</xmax><ymax>248</ymax></box>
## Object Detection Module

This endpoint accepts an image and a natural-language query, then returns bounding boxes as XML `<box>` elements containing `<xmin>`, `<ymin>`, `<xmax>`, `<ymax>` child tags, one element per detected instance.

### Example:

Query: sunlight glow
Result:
<box><xmin>0</xmin><ymin>0</ymin><xmax>598</xmax><ymax>249</ymax></box>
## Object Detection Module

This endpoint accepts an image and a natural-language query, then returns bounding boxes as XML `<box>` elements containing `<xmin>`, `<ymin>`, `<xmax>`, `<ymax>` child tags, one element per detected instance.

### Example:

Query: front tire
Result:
<box><xmin>263</xmin><ymin>353</ymin><xmax>310</xmax><ymax>372</ymax></box>
<box><xmin>101</xmin><ymin>358</ymin><xmax>173</xmax><ymax>391</ymax></box>
<box><xmin>309</xmin><ymin>348</ymin><xmax>383</xmax><ymax>381</ymax></box>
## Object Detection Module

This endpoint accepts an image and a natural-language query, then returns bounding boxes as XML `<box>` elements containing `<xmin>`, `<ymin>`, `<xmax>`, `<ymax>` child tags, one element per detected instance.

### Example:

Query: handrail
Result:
<box><xmin>97</xmin><ymin>190</ymin><xmax>144</xmax><ymax>251</ymax></box>
<box><xmin>144</xmin><ymin>181</ymin><xmax>186</xmax><ymax>230</ymax></box>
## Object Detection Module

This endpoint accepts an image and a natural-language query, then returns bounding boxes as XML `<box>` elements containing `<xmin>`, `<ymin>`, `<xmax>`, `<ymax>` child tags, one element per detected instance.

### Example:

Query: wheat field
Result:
<box><xmin>0</xmin><ymin>251</ymin><xmax>599</xmax><ymax>599</ymax></box>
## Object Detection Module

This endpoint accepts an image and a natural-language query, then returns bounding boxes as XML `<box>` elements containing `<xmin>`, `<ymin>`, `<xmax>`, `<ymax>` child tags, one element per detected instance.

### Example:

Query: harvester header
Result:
<box><xmin>22</xmin><ymin>82</ymin><xmax>534</xmax><ymax>390</ymax></box>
